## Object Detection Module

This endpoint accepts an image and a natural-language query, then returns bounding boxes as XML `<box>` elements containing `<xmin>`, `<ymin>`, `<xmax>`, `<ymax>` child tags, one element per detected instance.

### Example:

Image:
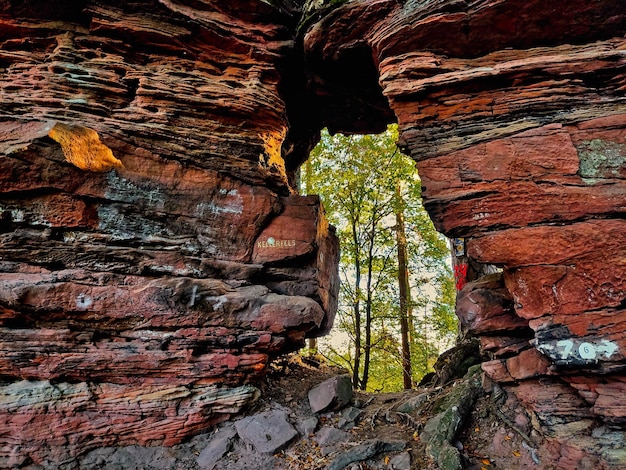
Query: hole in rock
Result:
<box><xmin>299</xmin><ymin>125</ymin><xmax>458</xmax><ymax>393</ymax></box>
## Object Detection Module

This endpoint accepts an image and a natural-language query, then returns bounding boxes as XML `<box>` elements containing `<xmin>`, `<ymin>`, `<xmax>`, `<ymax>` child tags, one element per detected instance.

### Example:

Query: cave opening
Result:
<box><xmin>276</xmin><ymin>24</ymin><xmax>468</xmax><ymax>392</ymax></box>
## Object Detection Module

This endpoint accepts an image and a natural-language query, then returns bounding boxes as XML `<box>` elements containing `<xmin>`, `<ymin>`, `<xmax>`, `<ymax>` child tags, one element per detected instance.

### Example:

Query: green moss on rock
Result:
<box><xmin>576</xmin><ymin>139</ymin><xmax>626</xmax><ymax>184</ymax></box>
<box><xmin>421</xmin><ymin>366</ymin><xmax>483</xmax><ymax>470</ymax></box>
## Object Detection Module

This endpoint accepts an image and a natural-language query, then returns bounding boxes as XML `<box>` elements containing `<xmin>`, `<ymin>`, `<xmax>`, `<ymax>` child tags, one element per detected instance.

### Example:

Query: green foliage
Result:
<box><xmin>304</xmin><ymin>125</ymin><xmax>457</xmax><ymax>392</ymax></box>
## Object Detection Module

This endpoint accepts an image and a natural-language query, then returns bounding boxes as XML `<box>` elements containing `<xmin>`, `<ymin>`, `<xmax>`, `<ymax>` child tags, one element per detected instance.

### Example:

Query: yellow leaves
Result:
<box><xmin>474</xmin><ymin>426</ymin><xmax>480</xmax><ymax>433</ymax></box>
<box><xmin>384</xmin><ymin>456</ymin><xmax>390</xmax><ymax>465</ymax></box>
<box><xmin>513</xmin><ymin>450</ymin><xmax>521</xmax><ymax>457</ymax></box>
<box><xmin>48</xmin><ymin>122</ymin><xmax>123</xmax><ymax>172</ymax></box>
<box><xmin>482</xmin><ymin>458</ymin><xmax>491</xmax><ymax>466</ymax></box>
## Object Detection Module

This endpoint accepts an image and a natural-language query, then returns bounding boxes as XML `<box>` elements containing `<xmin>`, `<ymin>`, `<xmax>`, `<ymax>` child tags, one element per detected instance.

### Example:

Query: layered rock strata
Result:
<box><xmin>302</xmin><ymin>0</ymin><xmax>625</xmax><ymax>467</ymax></box>
<box><xmin>0</xmin><ymin>1</ymin><xmax>338</xmax><ymax>466</ymax></box>
<box><xmin>1</xmin><ymin>0</ymin><xmax>625</xmax><ymax>468</ymax></box>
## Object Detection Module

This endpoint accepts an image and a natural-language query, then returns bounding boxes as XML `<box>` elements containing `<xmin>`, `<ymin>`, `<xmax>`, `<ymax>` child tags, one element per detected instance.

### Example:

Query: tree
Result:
<box><xmin>395</xmin><ymin>183</ymin><xmax>413</xmax><ymax>389</ymax></box>
<box><xmin>301</xmin><ymin>158</ymin><xmax>320</xmax><ymax>358</ymax></box>
<box><xmin>304</xmin><ymin>125</ymin><xmax>456</xmax><ymax>391</ymax></box>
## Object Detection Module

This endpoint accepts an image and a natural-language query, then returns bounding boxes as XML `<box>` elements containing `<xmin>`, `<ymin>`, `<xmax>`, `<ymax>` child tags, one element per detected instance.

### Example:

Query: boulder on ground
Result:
<box><xmin>308</xmin><ymin>375</ymin><xmax>353</xmax><ymax>413</ymax></box>
<box><xmin>234</xmin><ymin>409</ymin><xmax>297</xmax><ymax>454</ymax></box>
<box><xmin>326</xmin><ymin>439</ymin><xmax>407</xmax><ymax>470</ymax></box>
<box><xmin>314</xmin><ymin>426</ymin><xmax>351</xmax><ymax>447</ymax></box>
<box><xmin>197</xmin><ymin>424</ymin><xmax>238</xmax><ymax>469</ymax></box>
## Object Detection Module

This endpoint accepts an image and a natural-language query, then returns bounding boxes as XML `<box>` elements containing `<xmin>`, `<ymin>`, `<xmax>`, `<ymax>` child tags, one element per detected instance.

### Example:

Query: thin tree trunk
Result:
<box><xmin>352</xmin><ymin>219</ymin><xmax>362</xmax><ymax>389</ymax></box>
<box><xmin>395</xmin><ymin>185</ymin><xmax>413</xmax><ymax>389</ymax></box>
<box><xmin>307</xmin><ymin>338</ymin><xmax>318</xmax><ymax>355</ymax></box>
<box><xmin>304</xmin><ymin>158</ymin><xmax>312</xmax><ymax>194</ymax></box>
<box><xmin>361</xmin><ymin>224</ymin><xmax>376</xmax><ymax>391</ymax></box>
<box><xmin>353</xmin><ymin>296</ymin><xmax>361</xmax><ymax>388</ymax></box>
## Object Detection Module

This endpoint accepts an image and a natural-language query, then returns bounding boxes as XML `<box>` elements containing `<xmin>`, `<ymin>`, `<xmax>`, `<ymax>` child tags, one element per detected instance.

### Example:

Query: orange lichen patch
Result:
<box><xmin>48</xmin><ymin>123</ymin><xmax>123</xmax><ymax>172</ymax></box>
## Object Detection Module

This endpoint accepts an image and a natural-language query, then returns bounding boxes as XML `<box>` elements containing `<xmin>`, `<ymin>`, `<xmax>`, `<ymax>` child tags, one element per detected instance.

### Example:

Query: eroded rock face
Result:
<box><xmin>302</xmin><ymin>0</ymin><xmax>625</xmax><ymax>467</ymax></box>
<box><xmin>1</xmin><ymin>0</ymin><xmax>625</xmax><ymax>467</ymax></box>
<box><xmin>0</xmin><ymin>1</ymin><xmax>338</xmax><ymax>466</ymax></box>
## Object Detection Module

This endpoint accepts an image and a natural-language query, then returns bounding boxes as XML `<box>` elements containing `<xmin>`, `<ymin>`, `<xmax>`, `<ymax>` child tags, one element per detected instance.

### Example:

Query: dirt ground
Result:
<box><xmin>75</xmin><ymin>353</ymin><xmax>543</xmax><ymax>470</ymax></box>
<box><xmin>252</xmin><ymin>354</ymin><xmax>542</xmax><ymax>470</ymax></box>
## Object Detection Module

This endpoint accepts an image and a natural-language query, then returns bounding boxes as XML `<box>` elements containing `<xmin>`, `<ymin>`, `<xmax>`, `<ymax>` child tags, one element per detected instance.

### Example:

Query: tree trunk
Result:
<box><xmin>303</xmin><ymin>158</ymin><xmax>312</xmax><ymax>194</ymax></box>
<box><xmin>361</xmin><ymin>224</ymin><xmax>376</xmax><ymax>391</ymax></box>
<box><xmin>353</xmin><ymin>296</ymin><xmax>361</xmax><ymax>388</ymax></box>
<box><xmin>395</xmin><ymin>185</ymin><xmax>413</xmax><ymax>390</ymax></box>
<box><xmin>352</xmin><ymin>220</ymin><xmax>362</xmax><ymax>389</ymax></box>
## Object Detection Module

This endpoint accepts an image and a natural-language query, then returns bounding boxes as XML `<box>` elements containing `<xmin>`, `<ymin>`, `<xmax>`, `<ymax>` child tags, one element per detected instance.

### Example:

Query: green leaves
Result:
<box><xmin>304</xmin><ymin>125</ymin><xmax>456</xmax><ymax>391</ymax></box>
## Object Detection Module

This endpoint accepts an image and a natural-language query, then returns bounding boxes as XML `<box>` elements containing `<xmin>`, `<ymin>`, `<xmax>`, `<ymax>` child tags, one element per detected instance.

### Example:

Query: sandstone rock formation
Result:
<box><xmin>1</xmin><ymin>0</ymin><xmax>625</xmax><ymax>467</ymax></box>
<box><xmin>302</xmin><ymin>1</ymin><xmax>625</xmax><ymax>466</ymax></box>
<box><xmin>0</xmin><ymin>2</ymin><xmax>339</xmax><ymax>466</ymax></box>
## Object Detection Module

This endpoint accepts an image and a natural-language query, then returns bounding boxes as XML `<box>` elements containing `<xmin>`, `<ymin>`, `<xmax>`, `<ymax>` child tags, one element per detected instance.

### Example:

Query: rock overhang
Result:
<box><xmin>0</xmin><ymin>0</ymin><xmax>625</xmax><ymax>466</ymax></box>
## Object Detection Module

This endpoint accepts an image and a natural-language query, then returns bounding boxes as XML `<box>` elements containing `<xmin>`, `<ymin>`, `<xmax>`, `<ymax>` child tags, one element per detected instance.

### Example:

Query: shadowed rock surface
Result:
<box><xmin>0</xmin><ymin>2</ymin><xmax>340</xmax><ymax>465</ymax></box>
<box><xmin>1</xmin><ymin>0</ymin><xmax>625</xmax><ymax>467</ymax></box>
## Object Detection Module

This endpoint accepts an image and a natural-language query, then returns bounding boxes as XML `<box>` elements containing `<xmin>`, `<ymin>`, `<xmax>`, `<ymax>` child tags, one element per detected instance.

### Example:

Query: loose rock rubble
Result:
<box><xmin>50</xmin><ymin>356</ymin><xmax>577</xmax><ymax>470</ymax></box>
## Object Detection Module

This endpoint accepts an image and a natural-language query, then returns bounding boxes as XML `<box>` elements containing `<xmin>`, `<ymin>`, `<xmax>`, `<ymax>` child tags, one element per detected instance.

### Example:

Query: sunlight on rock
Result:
<box><xmin>48</xmin><ymin>122</ymin><xmax>123</xmax><ymax>172</ymax></box>
<box><xmin>259</xmin><ymin>127</ymin><xmax>288</xmax><ymax>179</ymax></box>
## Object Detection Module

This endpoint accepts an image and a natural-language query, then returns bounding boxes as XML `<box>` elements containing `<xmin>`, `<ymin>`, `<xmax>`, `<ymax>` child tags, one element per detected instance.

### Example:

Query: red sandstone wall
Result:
<box><xmin>0</xmin><ymin>1</ymin><xmax>338</xmax><ymax>466</ymax></box>
<box><xmin>303</xmin><ymin>0</ymin><xmax>625</xmax><ymax>466</ymax></box>
<box><xmin>0</xmin><ymin>0</ymin><xmax>625</xmax><ymax>467</ymax></box>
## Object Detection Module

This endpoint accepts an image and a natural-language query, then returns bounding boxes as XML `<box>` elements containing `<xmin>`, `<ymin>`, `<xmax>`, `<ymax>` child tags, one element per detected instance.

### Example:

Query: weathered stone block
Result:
<box><xmin>234</xmin><ymin>409</ymin><xmax>298</xmax><ymax>454</ymax></box>
<box><xmin>308</xmin><ymin>375</ymin><xmax>353</xmax><ymax>413</ymax></box>
<box><xmin>456</xmin><ymin>273</ymin><xmax>528</xmax><ymax>334</ymax></box>
<box><xmin>196</xmin><ymin>424</ymin><xmax>237</xmax><ymax>470</ymax></box>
